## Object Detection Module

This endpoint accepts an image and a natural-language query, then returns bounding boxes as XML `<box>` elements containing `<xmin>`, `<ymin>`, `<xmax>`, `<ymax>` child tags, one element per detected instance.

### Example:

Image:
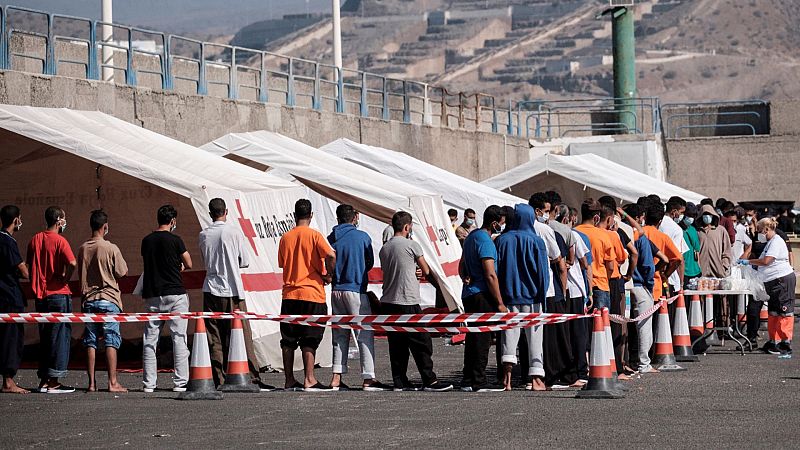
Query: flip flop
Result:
<box><xmin>284</xmin><ymin>382</ymin><xmax>304</xmax><ymax>392</ymax></box>
<box><xmin>304</xmin><ymin>382</ymin><xmax>333</xmax><ymax>392</ymax></box>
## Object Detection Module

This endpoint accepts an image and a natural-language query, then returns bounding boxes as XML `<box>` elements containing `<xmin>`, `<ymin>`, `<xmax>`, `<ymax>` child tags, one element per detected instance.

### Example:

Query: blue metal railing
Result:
<box><xmin>661</xmin><ymin>100</ymin><xmax>768</xmax><ymax>138</ymax></box>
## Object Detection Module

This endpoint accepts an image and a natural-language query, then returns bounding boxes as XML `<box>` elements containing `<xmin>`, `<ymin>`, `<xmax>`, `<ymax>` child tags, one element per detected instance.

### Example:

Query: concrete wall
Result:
<box><xmin>0</xmin><ymin>70</ymin><xmax>529</xmax><ymax>182</ymax></box>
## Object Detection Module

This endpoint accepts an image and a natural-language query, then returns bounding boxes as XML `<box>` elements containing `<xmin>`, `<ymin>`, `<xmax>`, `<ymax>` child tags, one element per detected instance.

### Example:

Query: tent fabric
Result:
<box><xmin>482</xmin><ymin>153</ymin><xmax>705</xmax><ymax>205</ymax></box>
<box><xmin>320</xmin><ymin>138</ymin><xmax>524</xmax><ymax>216</ymax></box>
<box><xmin>202</xmin><ymin>131</ymin><xmax>465</xmax><ymax>311</ymax></box>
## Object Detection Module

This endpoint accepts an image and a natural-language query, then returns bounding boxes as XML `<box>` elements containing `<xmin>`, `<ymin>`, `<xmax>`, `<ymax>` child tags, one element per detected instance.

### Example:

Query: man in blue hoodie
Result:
<box><xmin>495</xmin><ymin>204</ymin><xmax>550</xmax><ymax>391</ymax></box>
<box><xmin>459</xmin><ymin>205</ymin><xmax>507</xmax><ymax>392</ymax></box>
<box><xmin>327</xmin><ymin>205</ymin><xmax>391</xmax><ymax>391</ymax></box>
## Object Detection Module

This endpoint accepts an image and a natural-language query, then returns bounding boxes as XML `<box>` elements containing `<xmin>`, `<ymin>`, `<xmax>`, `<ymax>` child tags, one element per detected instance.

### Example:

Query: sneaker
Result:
<box><xmin>143</xmin><ymin>388</ymin><xmax>155</xmax><ymax>393</ymax></box>
<box><xmin>762</xmin><ymin>342</ymin><xmax>781</xmax><ymax>355</ymax></box>
<box><xmin>777</xmin><ymin>342</ymin><xmax>793</xmax><ymax>355</ymax></box>
<box><xmin>304</xmin><ymin>382</ymin><xmax>333</xmax><ymax>392</ymax></box>
<box><xmin>423</xmin><ymin>381</ymin><xmax>453</xmax><ymax>392</ymax></box>
<box><xmin>362</xmin><ymin>381</ymin><xmax>393</xmax><ymax>392</ymax></box>
<box><xmin>330</xmin><ymin>382</ymin><xmax>351</xmax><ymax>392</ymax></box>
<box><xmin>172</xmin><ymin>386</ymin><xmax>187</xmax><ymax>392</ymax></box>
<box><xmin>46</xmin><ymin>384</ymin><xmax>76</xmax><ymax>394</ymax></box>
<box><xmin>393</xmin><ymin>381</ymin><xmax>421</xmax><ymax>392</ymax></box>
<box><xmin>254</xmin><ymin>381</ymin><xmax>276</xmax><ymax>392</ymax></box>
<box><xmin>549</xmin><ymin>384</ymin><xmax>571</xmax><ymax>390</ymax></box>
<box><xmin>473</xmin><ymin>382</ymin><xmax>505</xmax><ymax>393</ymax></box>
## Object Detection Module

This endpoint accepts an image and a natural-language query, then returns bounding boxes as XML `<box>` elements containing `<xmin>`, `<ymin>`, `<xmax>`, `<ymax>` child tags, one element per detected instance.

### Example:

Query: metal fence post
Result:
<box><xmin>491</xmin><ymin>97</ymin><xmax>498</xmax><ymax>134</ymax></box>
<box><xmin>336</xmin><ymin>67</ymin><xmax>344</xmax><ymax>114</ymax></box>
<box><xmin>506</xmin><ymin>101</ymin><xmax>513</xmax><ymax>135</ymax></box>
<box><xmin>197</xmin><ymin>43</ymin><xmax>207</xmax><ymax>95</ymax></box>
<box><xmin>87</xmin><ymin>20</ymin><xmax>98</xmax><ymax>79</ymax></box>
<box><xmin>381</xmin><ymin>77</ymin><xmax>389</xmax><ymax>121</ymax></box>
<box><xmin>162</xmin><ymin>34</ymin><xmax>172</xmax><ymax>90</ymax></box>
<box><xmin>125</xmin><ymin>28</ymin><xmax>136</xmax><ymax>86</ymax></box>
<box><xmin>359</xmin><ymin>71</ymin><xmax>368</xmax><ymax>117</ymax></box>
<box><xmin>402</xmin><ymin>80</ymin><xmax>410</xmax><ymax>123</ymax></box>
<box><xmin>44</xmin><ymin>13</ymin><xmax>56</xmax><ymax>75</ymax></box>
<box><xmin>0</xmin><ymin>7</ymin><xmax>6</xmax><ymax>70</ymax></box>
<box><xmin>312</xmin><ymin>62</ymin><xmax>321</xmax><ymax>110</ymax></box>
<box><xmin>474</xmin><ymin>94</ymin><xmax>481</xmax><ymax>130</ymax></box>
<box><xmin>228</xmin><ymin>47</ymin><xmax>238</xmax><ymax>99</ymax></box>
<box><xmin>441</xmin><ymin>88</ymin><xmax>447</xmax><ymax>127</ymax></box>
<box><xmin>423</xmin><ymin>83</ymin><xmax>432</xmax><ymax>126</ymax></box>
<box><xmin>258</xmin><ymin>52</ymin><xmax>268</xmax><ymax>103</ymax></box>
<box><xmin>287</xmin><ymin>57</ymin><xmax>295</xmax><ymax>106</ymax></box>
<box><xmin>516</xmin><ymin>102</ymin><xmax>522</xmax><ymax>137</ymax></box>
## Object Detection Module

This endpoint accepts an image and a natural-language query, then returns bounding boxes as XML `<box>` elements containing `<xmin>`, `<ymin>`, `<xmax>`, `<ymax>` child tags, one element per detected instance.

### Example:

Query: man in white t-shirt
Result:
<box><xmin>660</xmin><ymin>197</ymin><xmax>689</xmax><ymax>293</ymax></box>
<box><xmin>728</xmin><ymin>208</ymin><xmax>752</xmax><ymax>260</ymax></box>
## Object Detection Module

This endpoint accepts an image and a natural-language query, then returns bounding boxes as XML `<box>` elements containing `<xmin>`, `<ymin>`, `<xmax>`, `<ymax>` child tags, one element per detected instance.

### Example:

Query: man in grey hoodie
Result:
<box><xmin>327</xmin><ymin>205</ymin><xmax>391</xmax><ymax>391</ymax></box>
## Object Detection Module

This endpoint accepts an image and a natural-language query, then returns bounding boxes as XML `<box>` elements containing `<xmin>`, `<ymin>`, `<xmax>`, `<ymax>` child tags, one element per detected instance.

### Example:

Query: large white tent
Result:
<box><xmin>0</xmin><ymin>105</ymin><xmax>329</xmax><ymax>371</ymax></box>
<box><xmin>320</xmin><ymin>138</ymin><xmax>525</xmax><ymax>218</ymax></box>
<box><xmin>202</xmin><ymin>131</ymin><xmax>464</xmax><ymax>311</ymax></box>
<box><xmin>482</xmin><ymin>153</ymin><xmax>705</xmax><ymax>211</ymax></box>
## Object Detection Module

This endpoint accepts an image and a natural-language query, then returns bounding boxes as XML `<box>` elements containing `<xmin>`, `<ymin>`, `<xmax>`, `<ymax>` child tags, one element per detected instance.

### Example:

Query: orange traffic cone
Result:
<box><xmin>576</xmin><ymin>311</ymin><xmax>624</xmax><ymax>399</ymax></box>
<box><xmin>704</xmin><ymin>294</ymin><xmax>721</xmax><ymax>346</ymax></box>
<box><xmin>179</xmin><ymin>318</ymin><xmax>223</xmax><ymax>400</ymax></box>
<box><xmin>672</xmin><ymin>294</ymin><xmax>698</xmax><ymax>362</ymax></box>
<box><xmin>759</xmin><ymin>302</ymin><xmax>769</xmax><ymax>330</ymax></box>
<box><xmin>219</xmin><ymin>315</ymin><xmax>259</xmax><ymax>393</ymax></box>
<box><xmin>652</xmin><ymin>301</ymin><xmax>686</xmax><ymax>372</ymax></box>
<box><xmin>602</xmin><ymin>308</ymin><xmax>627</xmax><ymax>391</ymax></box>
<box><xmin>689</xmin><ymin>295</ymin><xmax>704</xmax><ymax>338</ymax></box>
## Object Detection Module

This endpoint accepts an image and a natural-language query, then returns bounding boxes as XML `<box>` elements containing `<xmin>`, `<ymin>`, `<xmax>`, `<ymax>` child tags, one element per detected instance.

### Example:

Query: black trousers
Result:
<box><xmin>0</xmin><ymin>302</ymin><xmax>24</xmax><ymax>378</ymax></box>
<box><xmin>203</xmin><ymin>293</ymin><xmax>261</xmax><ymax>386</ymax></box>
<box><xmin>567</xmin><ymin>297</ymin><xmax>589</xmax><ymax>380</ymax></box>
<box><xmin>383</xmin><ymin>303</ymin><xmax>437</xmax><ymax>387</ymax></box>
<box><xmin>746</xmin><ymin>299</ymin><xmax>764</xmax><ymax>340</ymax></box>
<box><xmin>462</xmin><ymin>292</ymin><xmax>496</xmax><ymax>387</ymax></box>
<box><xmin>609</xmin><ymin>277</ymin><xmax>627</xmax><ymax>372</ymax></box>
<box><xmin>543</xmin><ymin>297</ymin><xmax>577</xmax><ymax>386</ymax></box>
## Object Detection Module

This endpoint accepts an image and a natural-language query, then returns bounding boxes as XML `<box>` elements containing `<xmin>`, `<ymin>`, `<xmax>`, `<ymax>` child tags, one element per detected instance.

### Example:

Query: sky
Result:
<box><xmin>4</xmin><ymin>0</ymin><xmax>332</xmax><ymax>35</ymax></box>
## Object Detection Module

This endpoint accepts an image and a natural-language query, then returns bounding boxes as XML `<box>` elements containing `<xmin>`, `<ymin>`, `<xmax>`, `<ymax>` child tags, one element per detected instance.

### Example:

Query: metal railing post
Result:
<box><xmin>44</xmin><ymin>13</ymin><xmax>55</xmax><ymax>75</ymax></box>
<box><xmin>258</xmin><ymin>52</ymin><xmax>268</xmax><ymax>102</ymax></box>
<box><xmin>441</xmin><ymin>88</ymin><xmax>447</xmax><ymax>127</ymax></box>
<box><xmin>287</xmin><ymin>57</ymin><xmax>295</xmax><ymax>106</ymax></box>
<box><xmin>336</xmin><ymin>67</ymin><xmax>344</xmax><ymax>113</ymax></box>
<box><xmin>125</xmin><ymin>28</ymin><xmax>136</xmax><ymax>86</ymax></box>
<box><xmin>381</xmin><ymin>77</ymin><xmax>389</xmax><ymax>121</ymax></box>
<box><xmin>506</xmin><ymin>100</ymin><xmax>513</xmax><ymax>135</ymax></box>
<box><xmin>359</xmin><ymin>71</ymin><xmax>368</xmax><ymax>117</ymax></box>
<box><xmin>312</xmin><ymin>62</ymin><xmax>321</xmax><ymax>110</ymax></box>
<box><xmin>402</xmin><ymin>80</ymin><xmax>410</xmax><ymax>123</ymax></box>
<box><xmin>474</xmin><ymin>94</ymin><xmax>481</xmax><ymax>130</ymax></box>
<box><xmin>458</xmin><ymin>92</ymin><xmax>464</xmax><ymax>128</ymax></box>
<box><xmin>197</xmin><ymin>43</ymin><xmax>207</xmax><ymax>95</ymax></box>
<box><xmin>228</xmin><ymin>47</ymin><xmax>237</xmax><ymax>99</ymax></box>
<box><xmin>491</xmin><ymin>97</ymin><xmax>498</xmax><ymax>133</ymax></box>
<box><xmin>0</xmin><ymin>7</ymin><xmax>6</xmax><ymax>70</ymax></box>
<box><xmin>516</xmin><ymin>102</ymin><xmax>522</xmax><ymax>137</ymax></box>
<box><xmin>536</xmin><ymin>103</ymin><xmax>543</xmax><ymax>138</ymax></box>
<box><xmin>423</xmin><ymin>83</ymin><xmax>432</xmax><ymax>126</ymax></box>
<box><xmin>162</xmin><ymin>34</ymin><xmax>172</xmax><ymax>90</ymax></box>
<box><xmin>87</xmin><ymin>20</ymin><xmax>98</xmax><ymax>79</ymax></box>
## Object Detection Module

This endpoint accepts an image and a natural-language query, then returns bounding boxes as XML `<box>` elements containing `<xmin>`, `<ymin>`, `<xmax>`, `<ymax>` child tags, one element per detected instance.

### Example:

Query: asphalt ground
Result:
<box><xmin>1</xmin><ymin>326</ymin><xmax>799</xmax><ymax>449</ymax></box>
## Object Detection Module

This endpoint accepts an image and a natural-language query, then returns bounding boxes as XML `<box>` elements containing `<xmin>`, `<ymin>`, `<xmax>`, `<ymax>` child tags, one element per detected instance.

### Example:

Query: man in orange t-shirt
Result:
<box><xmin>574</xmin><ymin>199</ymin><xmax>616</xmax><ymax>310</ymax></box>
<box><xmin>277</xmin><ymin>199</ymin><xmax>336</xmax><ymax>391</ymax></box>
<box><xmin>642</xmin><ymin>204</ymin><xmax>682</xmax><ymax>301</ymax></box>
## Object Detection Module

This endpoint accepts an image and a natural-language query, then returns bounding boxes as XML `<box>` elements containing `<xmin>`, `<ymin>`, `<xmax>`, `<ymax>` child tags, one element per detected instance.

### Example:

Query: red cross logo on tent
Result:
<box><xmin>235</xmin><ymin>199</ymin><xmax>259</xmax><ymax>256</ymax></box>
<box><xmin>426</xmin><ymin>225</ymin><xmax>441</xmax><ymax>256</ymax></box>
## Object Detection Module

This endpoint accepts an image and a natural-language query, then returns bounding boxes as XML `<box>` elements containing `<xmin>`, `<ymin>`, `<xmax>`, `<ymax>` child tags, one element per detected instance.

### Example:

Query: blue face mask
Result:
<box><xmin>465</xmin><ymin>218</ymin><xmax>475</xmax><ymax>227</ymax></box>
<box><xmin>683</xmin><ymin>217</ymin><xmax>694</xmax><ymax>226</ymax></box>
<box><xmin>702</xmin><ymin>215</ymin><xmax>713</xmax><ymax>225</ymax></box>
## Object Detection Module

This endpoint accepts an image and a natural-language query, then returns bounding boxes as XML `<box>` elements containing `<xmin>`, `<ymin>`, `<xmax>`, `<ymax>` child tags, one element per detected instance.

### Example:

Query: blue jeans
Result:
<box><xmin>82</xmin><ymin>300</ymin><xmax>122</xmax><ymax>349</ymax></box>
<box><xmin>36</xmin><ymin>294</ymin><xmax>72</xmax><ymax>379</ymax></box>
<box><xmin>592</xmin><ymin>289</ymin><xmax>611</xmax><ymax>310</ymax></box>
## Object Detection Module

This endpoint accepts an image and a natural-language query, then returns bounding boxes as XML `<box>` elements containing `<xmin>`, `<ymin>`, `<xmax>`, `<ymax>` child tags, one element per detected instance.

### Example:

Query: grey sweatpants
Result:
<box><xmin>630</xmin><ymin>286</ymin><xmax>655</xmax><ymax>372</ymax></box>
<box><xmin>143</xmin><ymin>294</ymin><xmax>190</xmax><ymax>390</ymax></box>
<box><xmin>331</xmin><ymin>290</ymin><xmax>376</xmax><ymax>379</ymax></box>
<box><xmin>501</xmin><ymin>303</ymin><xmax>544</xmax><ymax>377</ymax></box>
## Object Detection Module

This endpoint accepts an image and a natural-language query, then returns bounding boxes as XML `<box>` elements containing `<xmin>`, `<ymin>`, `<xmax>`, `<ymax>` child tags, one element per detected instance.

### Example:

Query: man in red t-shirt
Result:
<box><xmin>27</xmin><ymin>206</ymin><xmax>77</xmax><ymax>394</ymax></box>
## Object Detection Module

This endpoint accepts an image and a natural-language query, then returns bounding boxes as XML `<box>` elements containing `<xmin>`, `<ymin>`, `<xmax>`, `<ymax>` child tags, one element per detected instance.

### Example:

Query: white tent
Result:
<box><xmin>202</xmin><ymin>131</ymin><xmax>465</xmax><ymax>311</ymax></box>
<box><xmin>482</xmin><ymin>153</ymin><xmax>705</xmax><ymax>210</ymax></box>
<box><xmin>0</xmin><ymin>105</ymin><xmax>329</xmax><ymax>371</ymax></box>
<box><xmin>320</xmin><ymin>138</ymin><xmax>525</xmax><ymax>218</ymax></box>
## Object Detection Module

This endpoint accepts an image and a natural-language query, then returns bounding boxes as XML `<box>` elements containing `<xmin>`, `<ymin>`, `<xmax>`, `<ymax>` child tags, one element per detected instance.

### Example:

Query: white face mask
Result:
<box><xmin>59</xmin><ymin>219</ymin><xmax>67</xmax><ymax>233</ymax></box>
<box><xmin>104</xmin><ymin>225</ymin><xmax>109</xmax><ymax>236</ymax></box>
<box><xmin>745</xmin><ymin>216</ymin><xmax>753</xmax><ymax>224</ymax></box>
<box><xmin>14</xmin><ymin>219</ymin><xmax>21</xmax><ymax>231</ymax></box>
<box><xmin>757</xmin><ymin>233</ymin><xmax>767</xmax><ymax>243</ymax></box>
<box><xmin>536</xmin><ymin>214</ymin><xmax>548</xmax><ymax>224</ymax></box>
<box><xmin>170</xmin><ymin>222</ymin><xmax>177</xmax><ymax>232</ymax></box>
<box><xmin>677</xmin><ymin>214</ymin><xmax>685</xmax><ymax>223</ymax></box>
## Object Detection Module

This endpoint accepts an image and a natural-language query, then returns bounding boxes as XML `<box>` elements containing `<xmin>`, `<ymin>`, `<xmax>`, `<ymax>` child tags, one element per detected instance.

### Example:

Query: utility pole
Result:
<box><xmin>600</xmin><ymin>2</ymin><xmax>637</xmax><ymax>134</ymax></box>
<box><xmin>101</xmin><ymin>0</ymin><xmax>114</xmax><ymax>82</ymax></box>
<box><xmin>332</xmin><ymin>0</ymin><xmax>343</xmax><ymax>71</ymax></box>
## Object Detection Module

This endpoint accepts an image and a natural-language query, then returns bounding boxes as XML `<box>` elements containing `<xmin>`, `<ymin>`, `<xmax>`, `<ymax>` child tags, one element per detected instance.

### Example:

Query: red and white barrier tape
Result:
<box><xmin>608</xmin><ymin>294</ymin><xmax>679</xmax><ymax>324</ymax></box>
<box><xmin>0</xmin><ymin>311</ymin><xmax>592</xmax><ymax>332</ymax></box>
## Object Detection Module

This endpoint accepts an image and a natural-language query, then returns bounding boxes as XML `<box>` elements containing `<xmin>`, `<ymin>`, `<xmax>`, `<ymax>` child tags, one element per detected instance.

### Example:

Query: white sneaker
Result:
<box><xmin>143</xmin><ymin>388</ymin><xmax>155</xmax><ymax>393</ymax></box>
<box><xmin>172</xmin><ymin>386</ymin><xmax>187</xmax><ymax>392</ymax></box>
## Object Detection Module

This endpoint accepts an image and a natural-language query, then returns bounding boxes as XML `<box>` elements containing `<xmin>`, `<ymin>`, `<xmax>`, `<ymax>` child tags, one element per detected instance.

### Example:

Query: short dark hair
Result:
<box><xmin>208</xmin><ymin>198</ymin><xmax>226</xmax><ymax>220</ymax></box>
<box><xmin>623</xmin><ymin>203</ymin><xmax>642</xmax><ymax>219</ymax></box>
<box><xmin>447</xmin><ymin>208</ymin><xmax>457</xmax><ymax>218</ymax></box>
<box><xmin>723</xmin><ymin>209</ymin><xmax>737</xmax><ymax>218</ymax></box>
<box><xmin>715</xmin><ymin>197</ymin><xmax>728</xmax><ymax>209</ymax></box>
<box><xmin>733</xmin><ymin>206</ymin><xmax>746</xmax><ymax>220</ymax></box>
<box><xmin>464</xmin><ymin>208</ymin><xmax>476</xmax><ymax>217</ymax></box>
<box><xmin>157</xmin><ymin>204</ymin><xmax>178</xmax><ymax>226</ymax></box>
<box><xmin>500</xmin><ymin>205</ymin><xmax>515</xmax><ymax>229</ymax></box>
<box><xmin>685</xmin><ymin>202</ymin><xmax>698</xmax><ymax>218</ymax></box>
<box><xmin>600</xmin><ymin>205</ymin><xmax>615</xmax><ymax>220</ymax></box>
<box><xmin>89</xmin><ymin>210</ymin><xmax>108</xmax><ymax>232</ymax></box>
<box><xmin>392</xmin><ymin>211</ymin><xmax>413</xmax><ymax>233</ymax></box>
<box><xmin>553</xmin><ymin>204</ymin><xmax>570</xmax><ymax>222</ymax></box>
<box><xmin>294</xmin><ymin>199</ymin><xmax>312</xmax><ymax>220</ymax></box>
<box><xmin>336</xmin><ymin>204</ymin><xmax>356</xmax><ymax>224</ymax></box>
<box><xmin>481</xmin><ymin>205</ymin><xmax>502</xmax><ymax>229</ymax></box>
<box><xmin>645</xmin><ymin>205</ymin><xmax>664</xmax><ymax>226</ymax></box>
<box><xmin>598</xmin><ymin>195</ymin><xmax>617</xmax><ymax>211</ymax></box>
<box><xmin>0</xmin><ymin>205</ymin><xmax>20</xmax><ymax>228</ymax></box>
<box><xmin>665</xmin><ymin>196</ymin><xmax>686</xmax><ymax>213</ymax></box>
<box><xmin>528</xmin><ymin>192</ymin><xmax>548</xmax><ymax>211</ymax></box>
<box><xmin>45</xmin><ymin>206</ymin><xmax>64</xmax><ymax>227</ymax></box>
<box><xmin>700</xmin><ymin>198</ymin><xmax>714</xmax><ymax>206</ymax></box>
<box><xmin>581</xmin><ymin>199</ymin><xmax>601</xmax><ymax>221</ymax></box>
<box><xmin>636</xmin><ymin>196</ymin><xmax>650</xmax><ymax>206</ymax></box>
<box><xmin>543</xmin><ymin>190</ymin><xmax>562</xmax><ymax>206</ymax></box>
<box><xmin>722</xmin><ymin>201</ymin><xmax>735</xmax><ymax>213</ymax></box>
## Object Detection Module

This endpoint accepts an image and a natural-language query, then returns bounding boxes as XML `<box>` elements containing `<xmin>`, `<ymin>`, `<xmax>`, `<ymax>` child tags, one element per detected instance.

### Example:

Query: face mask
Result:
<box><xmin>170</xmin><ymin>223</ymin><xmax>177</xmax><ymax>232</ymax></box>
<box><xmin>465</xmin><ymin>218</ymin><xmax>475</xmax><ymax>227</ymax></box>
<box><xmin>492</xmin><ymin>223</ymin><xmax>502</xmax><ymax>234</ymax></box>
<box><xmin>757</xmin><ymin>233</ymin><xmax>767</xmax><ymax>243</ymax></box>
<box><xmin>500</xmin><ymin>224</ymin><xmax>506</xmax><ymax>233</ymax></box>
<box><xmin>715</xmin><ymin>208</ymin><xmax>723</xmax><ymax>215</ymax></box>
<box><xmin>702</xmin><ymin>215</ymin><xmax>712</xmax><ymax>225</ymax></box>
<box><xmin>640</xmin><ymin>220</ymin><xmax>646</xmax><ymax>227</ymax></box>
<box><xmin>677</xmin><ymin>214</ymin><xmax>685</xmax><ymax>223</ymax></box>
<box><xmin>683</xmin><ymin>217</ymin><xmax>694</xmax><ymax>226</ymax></box>
<box><xmin>104</xmin><ymin>225</ymin><xmax>109</xmax><ymax>236</ymax></box>
<box><xmin>14</xmin><ymin>219</ymin><xmax>21</xmax><ymax>231</ymax></box>
<box><xmin>745</xmin><ymin>216</ymin><xmax>753</xmax><ymax>224</ymax></box>
<box><xmin>451</xmin><ymin>219</ymin><xmax>457</xmax><ymax>225</ymax></box>
<box><xmin>354</xmin><ymin>221</ymin><xmax>359</xmax><ymax>229</ymax></box>
<box><xmin>59</xmin><ymin>220</ymin><xmax>67</xmax><ymax>233</ymax></box>
<box><xmin>536</xmin><ymin>214</ymin><xmax>547</xmax><ymax>224</ymax></box>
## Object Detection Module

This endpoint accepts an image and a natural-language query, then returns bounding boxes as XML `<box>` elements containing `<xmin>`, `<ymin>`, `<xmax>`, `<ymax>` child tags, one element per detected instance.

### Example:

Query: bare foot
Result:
<box><xmin>617</xmin><ymin>373</ymin><xmax>632</xmax><ymax>381</ymax></box>
<box><xmin>570</xmin><ymin>380</ymin><xmax>587</xmax><ymax>388</ymax></box>
<box><xmin>108</xmin><ymin>383</ymin><xmax>128</xmax><ymax>393</ymax></box>
<box><xmin>87</xmin><ymin>385</ymin><xmax>97</xmax><ymax>392</ymax></box>
<box><xmin>2</xmin><ymin>385</ymin><xmax>30</xmax><ymax>394</ymax></box>
<box><xmin>530</xmin><ymin>377</ymin><xmax>547</xmax><ymax>391</ymax></box>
